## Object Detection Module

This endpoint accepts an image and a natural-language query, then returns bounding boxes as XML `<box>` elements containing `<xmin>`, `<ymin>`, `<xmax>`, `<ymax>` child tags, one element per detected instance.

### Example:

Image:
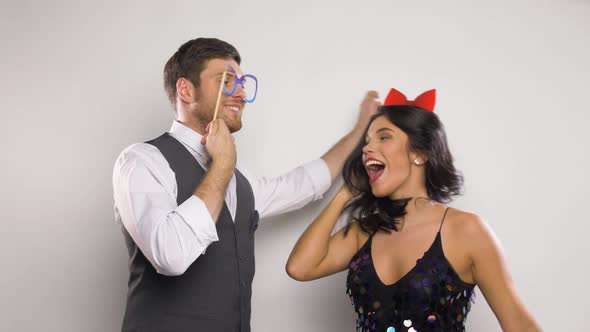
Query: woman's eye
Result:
<box><xmin>379</xmin><ymin>136</ymin><xmax>390</xmax><ymax>141</ymax></box>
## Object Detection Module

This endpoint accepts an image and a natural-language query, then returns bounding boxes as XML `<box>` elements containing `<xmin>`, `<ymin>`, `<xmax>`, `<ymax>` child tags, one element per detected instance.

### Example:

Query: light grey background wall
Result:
<box><xmin>1</xmin><ymin>0</ymin><xmax>588</xmax><ymax>331</ymax></box>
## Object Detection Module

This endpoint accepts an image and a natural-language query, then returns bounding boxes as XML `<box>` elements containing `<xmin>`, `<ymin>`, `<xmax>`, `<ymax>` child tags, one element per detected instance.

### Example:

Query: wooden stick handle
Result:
<box><xmin>213</xmin><ymin>71</ymin><xmax>227</xmax><ymax>121</ymax></box>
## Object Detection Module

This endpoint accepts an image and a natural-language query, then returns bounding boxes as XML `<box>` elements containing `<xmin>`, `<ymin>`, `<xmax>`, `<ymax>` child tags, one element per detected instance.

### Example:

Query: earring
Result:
<box><xmin>413</xmin><ymin>159</ymin><xmax>421</xmax><ymax>165</ymax></box>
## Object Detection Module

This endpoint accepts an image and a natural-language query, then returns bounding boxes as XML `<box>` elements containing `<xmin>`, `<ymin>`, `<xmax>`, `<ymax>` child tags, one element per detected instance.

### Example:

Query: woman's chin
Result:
<box><xmin>370</xmin><ymin>182</ymin><xmax>399</xmax><ymax>199</ymax></box>
<box><xmin>370</xmin><ymin>186</ymin><xmax>391</xmax><ymax>198</ymax></box>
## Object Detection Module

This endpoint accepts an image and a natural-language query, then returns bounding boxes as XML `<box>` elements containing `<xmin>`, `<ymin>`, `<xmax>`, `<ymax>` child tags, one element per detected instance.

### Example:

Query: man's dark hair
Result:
<box><xmin>163</xmin><ymin>37</ymin><xmax>241</xmax><ymax>107</ymax></box>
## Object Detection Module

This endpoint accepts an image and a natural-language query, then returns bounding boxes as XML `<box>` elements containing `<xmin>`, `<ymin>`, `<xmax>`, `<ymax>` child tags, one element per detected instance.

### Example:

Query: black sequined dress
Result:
<box><xmin>346</xmin><ymin>209</ymin><xmax>476</xmax><ymax>332</ymax></box>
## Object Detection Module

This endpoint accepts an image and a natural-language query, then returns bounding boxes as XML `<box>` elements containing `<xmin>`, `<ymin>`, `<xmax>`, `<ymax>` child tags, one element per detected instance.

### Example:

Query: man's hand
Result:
<box><xmin>354</xmin><ymin>91</ymin><xmax>381</xmax><ymax>133</ymax></box>
<box><xmin>320</xmin><ymin>91</ymin><xmax>382</xmax><ymax>180</ymax></box>
<box><xmin>194</xmin><ymin>119</ymin><xmax>236</xmax><ymax>222</ymax></box>
<box><xmin>202</xmin><ymin>119</ymin><xmax>236</xmax><ymax>173</ymax></box>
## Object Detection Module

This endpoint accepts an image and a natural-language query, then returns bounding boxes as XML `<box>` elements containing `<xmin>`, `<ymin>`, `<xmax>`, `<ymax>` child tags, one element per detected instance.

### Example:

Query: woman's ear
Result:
<box><xmin>410</xmin><ymin>151</ymin><xmax>428</xmax><ymax>166</ymax></box>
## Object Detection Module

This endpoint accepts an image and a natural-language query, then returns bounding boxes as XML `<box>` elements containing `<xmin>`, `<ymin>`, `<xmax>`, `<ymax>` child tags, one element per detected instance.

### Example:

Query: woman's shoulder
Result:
<box><xmin>444</xmin><ymin>207</ymin><xmax>492</xmax><ymax>242</ymax></box>
<box><xmin>342</xmin><ymin>221</ymin><xmax>372</xmax><ymax>251</ymax></box>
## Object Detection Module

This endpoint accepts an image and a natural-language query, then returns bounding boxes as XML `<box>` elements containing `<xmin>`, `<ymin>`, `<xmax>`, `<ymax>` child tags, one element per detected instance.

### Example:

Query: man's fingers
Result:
<box><xmin>201</xmin><ymin>121</ymin><xmax>214</xmax><ymax>145</ymax></box>
<box><xmin>209</xmin><ymin>120</ymin><xmax>217</xmax><ymax>134</ymax></box>
<box><xmin>201</xmin><ymin>119</ymin><xmax>233</xmax><ymax>146</ymax></box>
<box><xmin>366</xmin><ymin>90</ymin><xmax>379</xmax><ymax>99</ymax></box>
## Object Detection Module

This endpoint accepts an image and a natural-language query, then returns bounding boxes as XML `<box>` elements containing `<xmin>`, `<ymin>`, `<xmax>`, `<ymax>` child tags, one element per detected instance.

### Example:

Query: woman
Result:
<box><xmin>286</xmin><ymin>88</ymin><xmax>541</xmax><ymax>331</ymax></box>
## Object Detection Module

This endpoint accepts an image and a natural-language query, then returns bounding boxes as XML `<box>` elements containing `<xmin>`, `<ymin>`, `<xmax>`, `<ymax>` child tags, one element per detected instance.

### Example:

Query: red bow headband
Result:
<box><xmin>383</xmin><ymin>88</ymin><xmax>436</xmax><ymax>112</ymax></box>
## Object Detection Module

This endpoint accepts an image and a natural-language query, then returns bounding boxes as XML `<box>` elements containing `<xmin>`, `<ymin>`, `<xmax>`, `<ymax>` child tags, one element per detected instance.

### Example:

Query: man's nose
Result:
<box><xmin>232</xmin><ymin>83</ymin><xmax>246</xmax><ymax>99</ymax></box>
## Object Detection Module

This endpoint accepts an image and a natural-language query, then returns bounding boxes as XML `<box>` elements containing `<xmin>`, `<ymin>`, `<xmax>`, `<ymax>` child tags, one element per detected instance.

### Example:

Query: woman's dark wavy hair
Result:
<box><xmin>343</xmin><ymin>105</ymin><xmax>463</xmax><ymax>235</ymax></box>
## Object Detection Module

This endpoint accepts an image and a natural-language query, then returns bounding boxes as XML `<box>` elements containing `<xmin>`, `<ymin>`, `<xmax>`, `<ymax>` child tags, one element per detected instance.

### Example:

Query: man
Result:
<box><xmin>113</xmin><ymin>37</ymin><xmax>379</xmax><ymax>332</ymax></box>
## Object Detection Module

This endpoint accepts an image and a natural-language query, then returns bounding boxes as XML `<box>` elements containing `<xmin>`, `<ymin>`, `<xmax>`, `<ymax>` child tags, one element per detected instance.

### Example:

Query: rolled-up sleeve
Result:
<box><xmin>245</xmin><ymin>158</ymin><xmax>331</xmax><ymax>219</ymax></box>
<box><xmin>113</xmin><ymin>144</ymin><xmax>218</xmax><ymax>276</ymax></box>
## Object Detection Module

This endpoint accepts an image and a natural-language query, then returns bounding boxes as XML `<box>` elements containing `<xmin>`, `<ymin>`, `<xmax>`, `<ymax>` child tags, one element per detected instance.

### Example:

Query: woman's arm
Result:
<box><xmin>464</xmin><ymin>214</ymin><xmax>542</xmax><ymax>331</ymax></box>
<box><xmin>286</xmin><ymin>186</ymin><xmax>363</xmax><ymax>281</ymax></box>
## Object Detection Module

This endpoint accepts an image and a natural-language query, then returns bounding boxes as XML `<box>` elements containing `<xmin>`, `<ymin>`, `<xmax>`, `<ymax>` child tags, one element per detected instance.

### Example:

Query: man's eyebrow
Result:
<box><xmin>216</xmin><ymin>70</ymin><xmax>243</xmax><ymax>79</ymax></box>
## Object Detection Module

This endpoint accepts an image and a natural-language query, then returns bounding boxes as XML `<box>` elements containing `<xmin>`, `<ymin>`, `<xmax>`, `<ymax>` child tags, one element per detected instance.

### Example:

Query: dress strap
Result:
<box><xmin>438</xmin><ymin>207</ymin><xmax>450</xmax><ymax>232</ymax></box>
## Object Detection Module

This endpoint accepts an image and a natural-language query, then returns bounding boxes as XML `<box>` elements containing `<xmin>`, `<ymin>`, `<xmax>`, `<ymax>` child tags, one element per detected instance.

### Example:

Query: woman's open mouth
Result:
<box><xmin>365</xmin><ymin>158</ymin><xmax>385</xmax><ymax>184</ymax></box>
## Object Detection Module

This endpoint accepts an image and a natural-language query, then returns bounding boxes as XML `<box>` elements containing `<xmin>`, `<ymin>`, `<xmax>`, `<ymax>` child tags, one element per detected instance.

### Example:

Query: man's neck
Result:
<box><xmin>176</xmin><ymin>118</ymin><xmax>206</xmax><ymax>136</ymax></box>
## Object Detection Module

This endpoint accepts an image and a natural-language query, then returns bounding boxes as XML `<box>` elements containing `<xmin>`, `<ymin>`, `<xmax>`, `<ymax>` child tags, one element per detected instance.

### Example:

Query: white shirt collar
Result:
<box><xmin>169</xmin><ymin>121</ymin><xmax>208</xmax><ymax>159</ymax></box>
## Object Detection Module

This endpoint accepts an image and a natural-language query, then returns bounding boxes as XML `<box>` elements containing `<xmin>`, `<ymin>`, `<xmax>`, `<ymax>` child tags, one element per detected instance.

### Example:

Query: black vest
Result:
<box><xmin>121</xmin><ymin>133</ymin><xmax>259</xmax><ymax>332</ymax></box>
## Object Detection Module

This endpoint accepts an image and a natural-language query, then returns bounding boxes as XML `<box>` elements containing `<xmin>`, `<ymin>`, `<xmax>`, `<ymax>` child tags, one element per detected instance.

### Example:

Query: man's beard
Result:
<box><xmin>222</xmin><ymin>114</ymin><xmax>242</xmax><ymax>133</ymax></box>
<box><xmin>194</xmin><ymin>99</ymin><xmax>243</xmax><ymax>133</ymax></box>
<box><xmin>201</xmin><ymin>108</ymin><xmax>243</xmax><ymax>133</ymax></box>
